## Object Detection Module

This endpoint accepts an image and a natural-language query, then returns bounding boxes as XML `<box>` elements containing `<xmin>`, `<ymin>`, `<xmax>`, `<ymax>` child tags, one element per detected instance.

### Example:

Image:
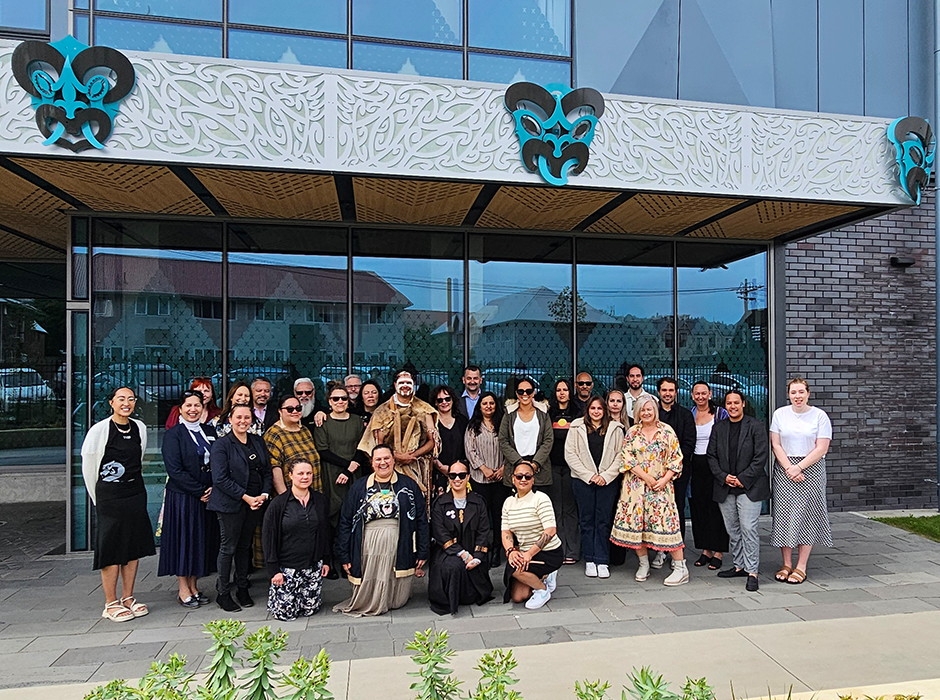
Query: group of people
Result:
<box><xmin>80</xmin><ymin>364</ymin><xmax>832</xmax><ymax>622</ymax></box>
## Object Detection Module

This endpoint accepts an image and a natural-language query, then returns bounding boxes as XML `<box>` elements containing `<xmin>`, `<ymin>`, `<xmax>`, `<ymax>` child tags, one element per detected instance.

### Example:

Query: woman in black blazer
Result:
<box><xmin>208</xmin><ymin>405</ymin><xmax>272</xmax><ymax>612</ymax></box>
<box><xmin>158</xmin><ymin>391</ymin><xmax>219</xmax><ymax>608</ymax></box>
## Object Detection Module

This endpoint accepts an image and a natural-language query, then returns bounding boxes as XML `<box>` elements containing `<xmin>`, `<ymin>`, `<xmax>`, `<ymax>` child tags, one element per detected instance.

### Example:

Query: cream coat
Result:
<box><xmin>564</xmin><ymin>417</ymin><xmax>625</xmax><ymax>485</ymax></box>
<box><xmin>81</xmin><ymin>417</ymin><xmax>148</xmax><ymax>505</ymax></box>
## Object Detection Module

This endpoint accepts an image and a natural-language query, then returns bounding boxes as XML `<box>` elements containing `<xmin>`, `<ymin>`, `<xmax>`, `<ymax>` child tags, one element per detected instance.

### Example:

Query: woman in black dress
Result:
<box><xmin>547</xmin><ymin>378</ymin><xmax>580</xmax><ymax>564</ymax></box>
<box><xmin>428</xmin><ymin>461</ymin><xmax>494</xmax><ymax>615</ymax></box>
<box><xmin>80</xmin><ymin>387</ymin><xmax>155</xmax><ymax>623</ymax></box>
<box><xmin>431</xmin><ymin>385</ymin><xmax>467</xmax><ymax>499</ymax></box>
<box><xmin>158</xmin><ymin>390</ymin><xmax>218</xmax><ymax>608</ymax></box>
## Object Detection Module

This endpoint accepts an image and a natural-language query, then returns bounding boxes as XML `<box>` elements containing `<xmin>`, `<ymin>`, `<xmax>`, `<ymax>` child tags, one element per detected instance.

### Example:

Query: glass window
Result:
<box><xmin>469</xmin><ymin>0</ymin><xmax>569</xmax><ymax>56</ymax></box>
<box><xmin>73</xmin><ymin>13</ymin><xmax>90</xmax><ymax>43</ymax></box>
<box><xmin>353</xmin><ymin>229</ymin><xmax>464</xmax><ymax>392</ymax></box>
<box><xmin>353</xmin><ymin>42</ymin><xmax>462</xmax><ymax>79</ymax></box>
<box><xmin>72</xmin><ymin>218</ymin><xmax>88</xmax><ymax>301</ymax></box>
<box><xmin>676</xmin><ymin>243</ymin><xmax>768</xmax><ymax>421</ymax></box>
<box><xmin>228</xmin><ymin>30</ymin><xmax>346</xmax><ymax>68</ymax></box>
<box><xmin>71</xmin><ymin>311</ymin><xmax>89</xmax><ymax>551</ymax></box>
<box><xmin>469</xmin><ymin>53</ymin><xmax>570</xmax><ymax>86</ymax></box>
<box><xmin>469</xmin><ymin>233</ymin><xmax>572</xmax><ymax>401</ymax></box>
<box><xmin>354</xmin><ymin>0</ymin><xmax>461</xmax><ymax>45</ymax></box>
<box><xmin>95</xmin><ymin>0</ymin><xmax>222</xmax><ymax>22</ymax></box>
<box><xmin>75</xmin><ymin>0</ymin><xmax>89</xmax><ymax>9</ymax></box>
<box><xmin>576</xmin><ymin>239</ymin><xmax>674</xmax><ymax>399</ymax></box>
<box><xmin>228</xmin><ymin>225</ymin><xmax>348</xmax><ymax>396</ymax></box>
<box><xmin>0</xmin><ymin>0</ymin><xmax>46</xmax><ymax>31</ymax></box>
<box><xmin>228</xmin><ymin>0</ymin><xmax>345</xmax><ymax>34</ymax></box>
<box><xmin>95</xmin><ymin>17</ymin><xmax>222</xmax><ymax>58</ymax></box>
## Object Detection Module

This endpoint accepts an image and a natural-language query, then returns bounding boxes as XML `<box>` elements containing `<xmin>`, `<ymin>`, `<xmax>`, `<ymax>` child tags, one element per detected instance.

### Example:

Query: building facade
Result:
<box><xmin>0</xmin><ymin>0</ymin><xmax>935</xmax><ymax>550</ymax></box>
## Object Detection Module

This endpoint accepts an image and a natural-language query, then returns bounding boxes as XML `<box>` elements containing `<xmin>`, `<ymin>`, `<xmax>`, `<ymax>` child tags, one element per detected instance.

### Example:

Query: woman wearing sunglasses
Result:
<box><xmin>501</xmin><ymin>460</ymin><xmax>562</xmax><ymax>609</ymax></box>
<box><xmin>265</xmin><ymin>395</ymin><xmax>323</xmax><ymax>497</ymax></box>
<box><xmin>427</xmin><ymin>460</ymin><xmax>494</xmax><ymax>615</ymax></box>
<box><xmin>431</xmin><ymin>385</ymin><xmax>468</xmax><ymax>500</ymax></box>
<box><xmin>498</xmin><ymin>377</ymin><xmax>554</xmax><ymax>489</ymax></box>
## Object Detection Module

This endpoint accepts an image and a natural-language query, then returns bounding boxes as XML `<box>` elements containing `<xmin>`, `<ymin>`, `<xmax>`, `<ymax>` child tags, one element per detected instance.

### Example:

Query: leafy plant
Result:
<box><xmin>203</xmin><ymin>619</ymin><xmax>246</xmax><ymax>699</ymax></box>
<box><xmin>575</xmin><ymin>680</ymin><xmax>611</xmax><ymax>700</ymax></box>
<box><xmin>470</xmin><ymin>649</ymin><xmax>522</xmax><ymax>700</ymax></box>
<box><xmin>623</xmin><ymin>667</ymin><xmax>679</xmax><ymax>700</ymax></box>
<box><xmin>406</xmin><ymin>629</ymin><xmax>461</xmax><ymax>700</ymax></box>
<box><xmin>138</xmin><ymin>654</ymin><xmax>194</xmax><ymax>700</ymax></box>
<box><xmin>84</xmin><ymin>679</ymin><xmax>139</xmax><ymax>700</ymax></box>
<box><xmin>240</xmin><ymin>626</ymin><xmax>289</xmax><ymax>700</ymax></box>
<box><xmin>281</xmin><ymin>650</ymin><xmax>334</xmax><ymax>700</ymax></box>
<box><xmin>679</xmin><ymin>677</ymin><xmax>715</xmax><ymax>700</ymax></box>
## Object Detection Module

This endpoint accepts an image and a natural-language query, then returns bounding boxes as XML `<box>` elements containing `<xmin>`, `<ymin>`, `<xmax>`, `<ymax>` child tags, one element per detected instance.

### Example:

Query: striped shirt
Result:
<box><xmin>263</xmin><ymin>423</ymin><xmax>323</xmax><ymax>493</ymax></box>
<box><xmin>465</xmin><ymin>423</ymin><xmax>504</xmax><ymax>484</ymax></box>
<box><xmin>501</xmin><ymin>490</ymin><xmax>561</xmax><ymax>551</ymax></box>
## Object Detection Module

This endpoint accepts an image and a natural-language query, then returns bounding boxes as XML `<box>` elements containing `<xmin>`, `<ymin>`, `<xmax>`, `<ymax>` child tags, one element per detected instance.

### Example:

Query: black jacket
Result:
<box><xmin>255</xmin><ymin>405</ymin><xmax>278</xmax><ymax>433</ymax></box>
<box><xmin>333</xmin><ymin>472</ymin><xmax>429</xmax><ymax>584</ymax></box>
<box><xmin>706</xmin><ymin>415</ymin><xmax>770</xmax><ymax>503</ymax></box>
<box><xmin>430</xmin><ymin>490</ymin><xmax>491</xmax><ymax>558</ymax></box>
<box><xmin>262</xmin><ymin>488</ymin><xmax>331</xmax><ymax>578</ymax></box>
<box><xmin>207</xmin><ymin>432</ymin><xmax>273</xmax><ymax>513</ymax></box>
<box><xmin>659</xmin><ymin>403</ymin><xmax>695</xmax><ymax>481</ymax></box>
<box><xmin>162</xmin><ymin>423</ymin><xmax>216</xmax><ymax>497</ymax></box>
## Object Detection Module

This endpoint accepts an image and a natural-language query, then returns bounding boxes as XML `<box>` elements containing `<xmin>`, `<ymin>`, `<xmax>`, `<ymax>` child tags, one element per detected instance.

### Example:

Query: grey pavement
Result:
<box><xmin>2</xmin><ymin>503</ymin><xmax>940</xmax><ymax>693</ymax></box>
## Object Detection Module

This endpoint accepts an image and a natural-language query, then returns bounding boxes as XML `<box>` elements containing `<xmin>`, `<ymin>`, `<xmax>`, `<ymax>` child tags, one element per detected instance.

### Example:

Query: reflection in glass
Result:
<box><xmin>92</xmin><ymin>220</ymin><xmax>224</xmax><ymax>533</ymax></box>
<box><xmin>469</xmin><ymin>53</ymin><xmax>570</xmax><ymax>86</ymax></box>
<box><xmin>71</xmin><ymin>312</ymin><xmax>89</xmax><ymax>550</ymax></box>
<box><xmin>95</xmin><ymin>17</ymin><xmax>222</xmax><ymax>57</ymax></box>
<box><xmin>354</xmin><ymin>230</ymin><xmax>464</xmax><ymax>393</ymax></box>
<box><xmin>354</xmin><ymin>42</ymin><xmax>462</xmax><ymax>79</ymax></box>
<box><xmin>0</xmin><ymin>0</ymin><xmax>46</xmax><ymax>30</ymax></box>
<box><xmin>576</xmin><ymin>239</ymin><xmax>674</xmax><ymax>397</ymax></box>
<box><xmin>354</xmin><ymin>0</ymin><xmax>461</xmax><ymax>45</ymax></box>
<box><xmin>677</xmin><ymin>243</ymin><xmax>768</xmax><ymax>420</ymax></box>
<box><xmin>469</xmin><ymin>0</ymin><xmax>569</xmax><ymax>55</ymax></box>
<box><xmin>229</xmin><ymin>0</ymin><xmax>345</xmax><ymax>33</ymax></box>
<box><xmin>229</xmin><ymin>30</ymin><xmax>346</xmax><ymax>68</ymax></box>
<box><xmin>73</xmin><ymin>218</ymin><xmax>89</xmax><ymax>301</ymax></box>
<box><xmin>73</xmin><ymin>14</ymin><xmax>90</xmax><ymax>44</ymax></box>
<box><xmin>75</xmin><ymin>0</ymin><xmax>89</xmax><ymax>9</ymax></box>
<box><xmin>95</xmin><ymin>0</ymin><xmax>221</xmax><ymax>21</ymax></box>
<box><xmin>469</xmin><ymin>234</ymin><xmax>572</xmax><ymax>401</ymax></box>
<box><xmin>227</xmin><ymin>225</ymin><xmax>347</xmax><ymax>397</ymax></box>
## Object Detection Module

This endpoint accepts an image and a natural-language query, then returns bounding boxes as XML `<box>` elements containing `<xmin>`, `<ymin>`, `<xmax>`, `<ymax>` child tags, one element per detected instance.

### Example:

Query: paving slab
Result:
<box><xmin>53</xmin><ymin>641</ymin><xmax>166</xmax><ymax>666</ymax></box>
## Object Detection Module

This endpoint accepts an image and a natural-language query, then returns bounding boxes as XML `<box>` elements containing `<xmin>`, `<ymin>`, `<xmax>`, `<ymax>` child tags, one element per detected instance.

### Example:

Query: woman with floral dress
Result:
<box><xmin>610</xmin><ymin>395</ymin><xmax>689</xmax><ymax>586</ymax></box>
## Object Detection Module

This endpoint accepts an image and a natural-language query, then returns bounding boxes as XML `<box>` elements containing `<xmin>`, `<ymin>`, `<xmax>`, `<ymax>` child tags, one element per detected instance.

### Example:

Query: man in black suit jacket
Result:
<box><xmin>706</xmin><ymin>390</ymin><xmax>769</xmax><ymax>591</ymax></box>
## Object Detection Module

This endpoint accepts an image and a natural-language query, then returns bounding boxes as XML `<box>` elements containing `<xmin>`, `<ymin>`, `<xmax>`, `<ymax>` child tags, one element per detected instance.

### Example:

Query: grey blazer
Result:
<box><xmin>706</xmin><ymin>415</ymin><xmax>770</xmax><ymax>504</ymax></box>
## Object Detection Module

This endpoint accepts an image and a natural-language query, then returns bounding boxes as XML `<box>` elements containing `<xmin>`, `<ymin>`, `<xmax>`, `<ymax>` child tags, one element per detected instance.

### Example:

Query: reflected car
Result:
<box><xmin>707</xmin><ymin>371</ymin><xmax>768</xmax><ymax>406</ymax></box>
<box><xmin>0</xmin><ymin>368</ymin><xmax>56</xmax><ymax>411</ymax></box>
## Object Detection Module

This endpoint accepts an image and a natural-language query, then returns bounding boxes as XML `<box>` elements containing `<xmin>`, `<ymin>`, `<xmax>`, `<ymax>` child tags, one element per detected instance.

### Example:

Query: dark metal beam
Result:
<box><xmin>168</xmin><ymin>165</ymin><xmax>229</xmax><ymax>216</ymax></box>
<box><xmin>572</xmin><ymin>192</ymin><xmax>635</xmax><ymax>231</ymax></box>
<box><xmin>335</xmin><ymin>175</ymin><xmax>356</xmax><ymax>222</ymax></box>
<box><xmin>461</xmin><ymin>183</ymin><xmax>500</xmax><ymax>227</ymax></box>
<box><xmin>0</xmin><ymin>222</ymin><xmax>66</xmax><ymax>255</ymax></box>
<box><xmin>672</xmin><ymin>198</ymin><xmax>761</xmax><ymax>237</ymax></box>
<box><xmin>0</xmin><ymin>156</ymin><xmax>90</xmax><ymax>210</ymax></box>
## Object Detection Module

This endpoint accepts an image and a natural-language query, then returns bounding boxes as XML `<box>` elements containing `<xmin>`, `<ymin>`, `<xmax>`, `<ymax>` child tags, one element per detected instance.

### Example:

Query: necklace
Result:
<box><xmin>113</xmin><ymin>420</ymin><xmax>131</xmax><ymax>434</ymax></box>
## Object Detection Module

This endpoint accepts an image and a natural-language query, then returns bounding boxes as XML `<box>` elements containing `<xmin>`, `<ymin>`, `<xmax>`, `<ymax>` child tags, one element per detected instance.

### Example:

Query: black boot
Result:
<box><xmin>235</xmin><ymin>588</ymin><xmax>254</xmax><ymax>608</ymax></box>
<box><xmin>217</xmin><ymin>592</ymin><xmax>241</xmax><ymax>613</ymax></box>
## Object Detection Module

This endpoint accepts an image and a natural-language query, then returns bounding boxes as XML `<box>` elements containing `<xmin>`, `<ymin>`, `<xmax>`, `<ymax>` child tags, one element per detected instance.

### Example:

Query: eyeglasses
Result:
<box><xmin>435</xmin><ymin>397</ymin><xmax>452</xmax><ymax>404</ymax></box>
<box><xmin>345</xmin><ymin>384</ymin><xmax>361</xmax><ymax>390</ymax></box>
<box><xmin>329</xmin><ymin>396</ymin><xmax>348</xmax><ymax>402</ymax></box>
<box><xmin>282</xmin><ymin>405</ymin><xmax>302</xmax><ymax>413</ymax></box>
<box><xmin>295</xmin><ymin>390</ymin><xmax>313</xmax><ymax>396</ymax></box>
<box><xmin>512</xmin><ymin>473</ymin><xmax>534</xmax><ymax>481</ymax></box>
<box><xmin>515</xmin><ymin>388</ymin><xmax>534</xmax><ymax>396</ymax></box>
<box><xmin>576</xmin><ymin>381</ymin><xmax>593</xmax><ymax>386</ymax></box>
<box><xmin>448</xmin><ymin>472</ymin><xmax>469</xmax><ymax>480</ymax></box>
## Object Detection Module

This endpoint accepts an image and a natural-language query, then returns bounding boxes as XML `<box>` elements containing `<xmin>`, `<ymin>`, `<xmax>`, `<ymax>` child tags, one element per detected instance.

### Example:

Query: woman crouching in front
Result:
<box><xmin>262</xmin><ymin>458</ymin><xmax>331</xmax><ymax>621</ymax></box>
<box><xmin>501</xmin><ymin>460</ymin><xmax>563</xmax><ymax>610</ymax></box>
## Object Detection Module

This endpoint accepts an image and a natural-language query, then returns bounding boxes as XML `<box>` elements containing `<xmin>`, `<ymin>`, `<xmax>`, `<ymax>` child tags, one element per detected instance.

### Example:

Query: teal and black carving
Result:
<box><xmin>505</xmin><ymin>82</ymin><xmax>605</xmax><ymax>186</ymax></box>
<box><xmin>888</xmin><ymin>116</ymin><xmax>934</xmax><ymax>205</ymax></box>
<box><xmin>12</xmin><ymin>36</ymin><xmax>136</xmax><ymax>153</ymax></box>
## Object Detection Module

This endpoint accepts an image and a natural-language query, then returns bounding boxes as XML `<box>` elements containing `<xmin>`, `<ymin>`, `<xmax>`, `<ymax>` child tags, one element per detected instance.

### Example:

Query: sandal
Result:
<box><xmin>774</xmin><ymin>566</ymin><xmax>793</xmax><ymax>582</ymax></box>
<box><xmin>786</xmin><ymin>569</ymin><xmax>807</xmax><ymax>585</ymax></box>
<box><xmin>102</xmin><ymin>600</ymin><xmax>134</xmax><ymax>623</ymax></box>
<box><xmin>693</xmin><ymin>554</ymin><xmax>710</xmax><ymax>567</ymax></box>
<box><xmin>708</xmin><ymin>556</ymin><xmax>723</xmax><ymax>570</ymax></box>
<box><xmin>121</xmin><ymin>596</ymin><xmax>149</xmax><ymax>618</ymax></box>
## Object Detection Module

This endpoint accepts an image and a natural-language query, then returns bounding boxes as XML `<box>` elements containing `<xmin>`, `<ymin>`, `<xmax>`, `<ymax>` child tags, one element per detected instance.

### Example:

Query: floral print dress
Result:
<box><xmin>610</xmin><ymin>422</ymin><xmax>684</xmax><ymax>552</ymax></box>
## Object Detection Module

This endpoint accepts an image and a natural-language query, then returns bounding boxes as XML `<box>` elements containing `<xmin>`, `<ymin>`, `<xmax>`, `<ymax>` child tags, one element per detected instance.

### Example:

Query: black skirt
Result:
<box><xmin>689</xmin><ymin>454</ymin><xmax>729</xmax><ymax>552</ymax></box>
<box><xmin>157</xmin><ymin>489</ymin><xmax>219</xmax><ymax>578</ymax></box>
<box><xmin>428</xmin><ymin>548</ymin><xmax>494</xmax><ymax>615</ymax></box>
<box><xmin>94</xmin><ymin>489</ymin><xmax>156</xmax><ymax>570</ymax></box>
<box><xmin>502</xmin><ymin>546</ymin><xmax>563</xmax><ymax>602</ymax></box>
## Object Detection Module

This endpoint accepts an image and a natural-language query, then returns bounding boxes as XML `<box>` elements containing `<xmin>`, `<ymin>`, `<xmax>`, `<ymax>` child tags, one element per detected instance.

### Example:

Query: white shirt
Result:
<box><xmin>694</xmin><ymin>420</ymin><xmax>714</xmax><ymax>455</ymax></box>
<box><xmin>513</xmin><ymin>412</ymin><xmax>539</xmax><ymax>456</ymax></box>
<box><xmin>770</xmin><ymin>405</ymin><xmax>832</xmax><ymax>456</ymax></box>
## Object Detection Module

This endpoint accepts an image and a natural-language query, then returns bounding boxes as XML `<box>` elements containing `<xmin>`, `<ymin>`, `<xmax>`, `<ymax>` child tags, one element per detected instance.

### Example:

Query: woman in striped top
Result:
<box><xmin>501</xmin><ymin>461</ymin><xmax>563</xmax><ymax>610</ymax></box>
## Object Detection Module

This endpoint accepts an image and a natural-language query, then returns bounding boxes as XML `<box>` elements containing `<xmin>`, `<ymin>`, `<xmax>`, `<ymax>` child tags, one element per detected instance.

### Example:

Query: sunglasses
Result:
<box><xmin>512</xmin><ymin>473</ymin><xmax>534</xmax><ymax>481</ymax></box>
<box><xmin>282</xmin><ymin>405</ymin><xmax>302</xmax><ymax>413</ymax></box>
<box><xmin>448</xmin><ymin>472</ymin><xmax>469</xmax><ymax>480</ymax></box>
<box><xmin>515</xmin><ymin>388</ymin><xmax>534</xmax><ymax>396</ymax></box>
<box><xmin>329</xmin><ymin>396</ymin><xmax>348</xmax><ymax>402</ymax></box>
<box><xmin>576</xmin><ymin>381</ymin><xmax>593</xmax><ymax>386</ymax></box>
<box><xmin>435</xmin><ymin>397</ymin><xmax>452</xmax><ymax>404</ymax></box>
<box><xmin>295</xmin><ymin>390</ymin><xmax>313</xmax><ymax>396</ymax></box>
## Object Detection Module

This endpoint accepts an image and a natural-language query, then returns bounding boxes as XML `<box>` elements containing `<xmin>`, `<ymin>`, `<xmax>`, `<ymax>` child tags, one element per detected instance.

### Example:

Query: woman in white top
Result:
<box><xmin>498</xmin><ymin>377</ymin><xmax>553</xmax><ymax>488</ymax></box>
<box><xmin>769</xmin><ymin>377</ymin><xmax>833</xmax><ymax>585</ymax></box>
<box><xmin>689</xmin><ymin>381</ymin><xmax>729</xmax><ymax>569</ymax></box>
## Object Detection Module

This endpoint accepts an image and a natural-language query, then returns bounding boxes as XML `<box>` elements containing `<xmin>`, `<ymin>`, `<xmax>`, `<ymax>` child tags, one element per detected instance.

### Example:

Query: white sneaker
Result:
<box><xmin>651</xmin><ymin>551</ymin><xmax>666</xmax><ymax>569</ymax></box>
<box><xmin>544</xmin><ymin>570</ymin><xmax>557</xmax><ymax>593</ymax></box>
<box><xmin>525</xmin><ymin>587</ymin><xmax>551</xmax><ymax>609</ymax></box>
<box><xmin>635</xmin><ymin>554</ymin><xmax>650</xmax><ymax>581</ymax></box>
<box><xmin>585</xmin><ymin>562</ymin><xmax>598</xmax><ymax>578</ymax></box>
<box><xmin>664</xmin><ymin>560</ymin><xmax>689</xmax><ymax>586</ymax></box>
<box><xmin>597</xmin><ymin>564</ymin><xmax>610</xmax><ymax>579</ymax></box>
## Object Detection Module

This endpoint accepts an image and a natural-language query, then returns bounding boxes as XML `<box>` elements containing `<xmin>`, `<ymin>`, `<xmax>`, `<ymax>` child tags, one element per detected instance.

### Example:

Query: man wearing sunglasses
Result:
<box><xmin>573</xmin><ymin>372</ymin><xmax>594</xmax><ymax>413</ymax></box>
<box><xmin>293</xmin><ymin>377</ymin><xmax>328</xmax><ymax>431</ymax></box>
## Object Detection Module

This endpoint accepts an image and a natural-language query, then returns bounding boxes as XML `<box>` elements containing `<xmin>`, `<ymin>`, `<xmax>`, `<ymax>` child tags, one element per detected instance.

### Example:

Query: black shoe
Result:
<box><xmin>746</xmin><ymin>575</ymin><xmax>759</xmax><ymax>592</ymax></box>
<box><xmin>717</xmin><ymin>567</ymin><xmax>748</xmax><ymax>578</ymax></box>
<box><xmin>235</xmin><ymin>588</ymin><xmax>254</xmax><ymax>608</ymax></box>
<box><xmin>217</xmin><ymin>592</ymin><xmax>241</xmax><ymax>613</ymax></box>
<box><xmin>178</xmin><ymin>595</ymin><xmax>200</xmax><ymax>609</ymax></box>
<box><xmin>194</xmin><ymin>592</ymin><xmax>210</xmax><ymax>606</ymax></box>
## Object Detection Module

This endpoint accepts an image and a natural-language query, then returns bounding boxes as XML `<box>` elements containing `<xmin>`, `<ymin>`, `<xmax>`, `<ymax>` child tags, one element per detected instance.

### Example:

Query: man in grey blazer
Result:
<box><xmin>706</xmin><ymin>390</ymin><xmax>769</xmax><ymax>591</ymax></box>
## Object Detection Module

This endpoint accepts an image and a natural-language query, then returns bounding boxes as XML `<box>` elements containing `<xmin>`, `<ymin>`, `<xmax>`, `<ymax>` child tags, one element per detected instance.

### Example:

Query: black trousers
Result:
<box><xmin>673</xmin><ymin>468</ymin><xmax>691</xmax><ymax>543</ymax></box>
<box><xmin>216</xmin><ymin>505</ymin><xmax>262</xmax><ymax>596</ymax></box>
<box><xmin>473</xmin><ymin>480</ymin><xmax>511</xmax><ymax>566</ymax></box>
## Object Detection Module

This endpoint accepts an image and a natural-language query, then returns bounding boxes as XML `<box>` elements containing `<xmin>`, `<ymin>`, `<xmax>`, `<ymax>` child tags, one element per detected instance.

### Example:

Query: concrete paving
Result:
<box><xmin>2</xmin><ymin>503</ymin><xmax>940</xmax><ymax>697</ymax></box>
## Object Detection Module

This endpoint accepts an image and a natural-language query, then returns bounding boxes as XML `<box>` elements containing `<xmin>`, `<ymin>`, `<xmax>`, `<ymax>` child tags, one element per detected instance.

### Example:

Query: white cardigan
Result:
<box><xmin>564</xmin><ymin>418</ymin><xmax>625</xmax><ymax>485</ymax></box>
<box><xmin>80</xmin><ymin>417</ymin><xmax>148</xmax><ymax>505</ymax></box>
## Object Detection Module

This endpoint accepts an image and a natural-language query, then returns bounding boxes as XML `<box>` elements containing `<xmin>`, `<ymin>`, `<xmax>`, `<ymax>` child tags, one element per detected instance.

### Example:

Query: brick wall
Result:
<box><xmin>785</xmin><ymin>191</ymin><xmax>939</xmax><ymax>511</ymax></box>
